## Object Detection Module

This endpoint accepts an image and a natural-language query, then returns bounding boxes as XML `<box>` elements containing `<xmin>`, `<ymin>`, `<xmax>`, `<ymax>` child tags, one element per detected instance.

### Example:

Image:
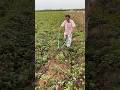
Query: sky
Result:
<box><xmin>35</xmin><ymin>0</ymin><xmax>85</xmax><ymax>10</ymax></box>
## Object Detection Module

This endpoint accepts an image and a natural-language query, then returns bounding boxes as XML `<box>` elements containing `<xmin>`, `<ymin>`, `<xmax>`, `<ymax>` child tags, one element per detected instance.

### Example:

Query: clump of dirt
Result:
<box><xmin>36</xmin><ymin>59</ymin><xmax>70</xmax><ymax>89</ymax></box>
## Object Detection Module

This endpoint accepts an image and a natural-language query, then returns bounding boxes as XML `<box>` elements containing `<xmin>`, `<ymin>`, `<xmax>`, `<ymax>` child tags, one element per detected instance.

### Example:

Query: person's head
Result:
<box><xmin>65</xmin><ymin>15</ymin><xmax>70</xmax><ymax>21</ymax></box>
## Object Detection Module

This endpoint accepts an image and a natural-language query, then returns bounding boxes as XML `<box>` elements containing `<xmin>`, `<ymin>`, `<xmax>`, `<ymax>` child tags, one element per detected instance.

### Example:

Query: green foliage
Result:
<box><xmin>86</xmin><ymin>0</ymin><xmax>120</xmax><ymax>90</ymax></box>
<box><xmin>0</xmin><ymin>0</ymin><xmax>34</xmax><ymax>89</ymax></box>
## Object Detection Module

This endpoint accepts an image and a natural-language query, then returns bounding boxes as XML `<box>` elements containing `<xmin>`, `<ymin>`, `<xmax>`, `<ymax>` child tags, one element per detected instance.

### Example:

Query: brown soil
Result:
<box><xmin>36</xmin><ymin>59</ymin><xmax>70</xmax><ymax>89</ymax></box>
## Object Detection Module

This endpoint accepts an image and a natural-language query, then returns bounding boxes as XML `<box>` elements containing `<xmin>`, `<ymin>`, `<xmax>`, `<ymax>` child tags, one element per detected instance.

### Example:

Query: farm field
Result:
<box><xmin>35</xmin><ymin>10</ymin><xmax>85</xmax><ymax>90</ymax></box>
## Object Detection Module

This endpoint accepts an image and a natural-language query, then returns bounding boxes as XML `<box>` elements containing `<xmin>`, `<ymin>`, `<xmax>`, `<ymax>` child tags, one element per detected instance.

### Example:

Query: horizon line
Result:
<box><xmin>35</xmin><ymin>8</ymin><xmax>85</xmax><ymax>11</ymax></box>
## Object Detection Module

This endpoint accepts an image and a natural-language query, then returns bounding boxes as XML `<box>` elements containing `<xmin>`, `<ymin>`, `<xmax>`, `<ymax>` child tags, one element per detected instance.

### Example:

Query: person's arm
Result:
<box><xmin>71</xmin><ymin>20</ymin><xmax>76</xmax><ymax>32</ymax></box>
<box><xmin>60</xmin><ymin>21</ymin><xmax>65</xmax><ymax>32</ymax></box>
<box><xmin>60</xmin><ymin>21</ymin><xmax>65</xmax><ymax>27</ymax></box>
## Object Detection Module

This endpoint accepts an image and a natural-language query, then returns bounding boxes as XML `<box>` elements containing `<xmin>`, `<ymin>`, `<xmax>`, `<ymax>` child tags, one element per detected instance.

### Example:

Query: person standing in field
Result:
<box><xmin>60</xmin><ymin>15</ymin><xmax>76</xmax><ymax>47</ymax></box>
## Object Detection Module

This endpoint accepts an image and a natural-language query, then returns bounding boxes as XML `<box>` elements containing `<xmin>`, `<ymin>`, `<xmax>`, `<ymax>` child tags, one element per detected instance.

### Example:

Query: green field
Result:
<box><xmin>35</xmin><ymin>11</ymin><xmax>85</xmax><ymax>90</ymax></box>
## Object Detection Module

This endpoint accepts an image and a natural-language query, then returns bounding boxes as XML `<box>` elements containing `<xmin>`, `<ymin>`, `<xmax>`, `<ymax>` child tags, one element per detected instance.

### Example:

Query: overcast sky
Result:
<box><xmin>35</xmin><ymin>0</ymin><xmax>85</xmax><ymax>10</ymax></box>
